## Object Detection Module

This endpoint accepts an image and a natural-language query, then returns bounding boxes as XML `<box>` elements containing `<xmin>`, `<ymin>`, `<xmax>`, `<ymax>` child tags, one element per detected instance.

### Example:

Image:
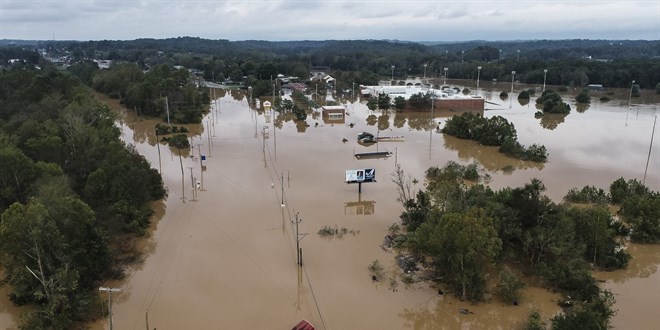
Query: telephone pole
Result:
<box><xmin>197</xmin><ymin>144</ymin><xmax>204</xmax><ymax>190</ymax></box>
<box><xmin>178</xmin><ymin>148</ymin><xmax>185</xmax><ymax>203</ymax></box>
<box><xmin>281</xmin><ymin>172</ymin><xmax>285</xmax><ymax>207</ymax></box>
<box><xmin>188</xmin><ymin>167</ymin><xmax>197</xmax><ymax>201</ymax></box>
<box><xmin>99</xmin><ymin>287</ymin><xmax>121</xmax><ymax>330</ymax></box>
<box><xmin>292</xmin><ymin>212</ymin><xmax>307</xmax><ymax>267</ymax></box>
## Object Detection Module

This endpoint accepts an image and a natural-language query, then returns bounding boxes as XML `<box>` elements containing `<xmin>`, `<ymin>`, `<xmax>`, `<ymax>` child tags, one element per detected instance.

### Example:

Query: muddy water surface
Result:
<box><xmin>0</xmin><ymin>84</ymin><xmax>658</xmax><ymax>329</ymax></box>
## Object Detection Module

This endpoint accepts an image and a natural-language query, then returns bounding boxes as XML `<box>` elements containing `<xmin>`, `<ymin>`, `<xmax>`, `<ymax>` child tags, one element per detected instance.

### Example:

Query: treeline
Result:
<box><xmin>5</xmin><ymin>37</ymin><xmax>660</xmax><ymax>97</ymax></box>
<box><xmin>0</xmin><ymin>66</ymin><xmax>165</xmax><ymax>328</ymax></box>
<box><xmin>68</xmin><ymin>61</ymin><xmax>209</xmax><ymax>123</ymax></box>
<box><xmin>22</xmin><ymin>38</ymin><xmax>659</xmax><ymax>93</ymax></box>
<box><xmin>442</xmin><ymin>112</ymin><xmax>548</xmax><ymax>162</ymax></box>
<box><xmin>392</xmin><ymin>162</ymin><xmax>658</xmax><ymax>328</ymax></box>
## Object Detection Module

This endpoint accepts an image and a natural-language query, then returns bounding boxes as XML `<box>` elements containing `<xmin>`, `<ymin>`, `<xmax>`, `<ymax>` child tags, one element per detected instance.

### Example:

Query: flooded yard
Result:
<box><xmin>1</xmin><ymin>81</ymin><xmax>658</xmax><ymax>329</ymax></box>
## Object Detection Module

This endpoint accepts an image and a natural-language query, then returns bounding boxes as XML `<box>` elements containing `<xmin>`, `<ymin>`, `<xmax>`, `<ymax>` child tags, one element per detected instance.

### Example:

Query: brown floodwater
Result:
<box><xmin>0</xmin><ymin>83</ymin><xmax>658</xmax><ymax>329</ymax></box>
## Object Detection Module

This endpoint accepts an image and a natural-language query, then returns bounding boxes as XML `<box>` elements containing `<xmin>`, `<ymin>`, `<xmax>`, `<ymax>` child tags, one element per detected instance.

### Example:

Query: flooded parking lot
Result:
<box><xmin>1</xmin><ymin>82</ymin><xmax>658</xmax><ymax>329</ymax></box>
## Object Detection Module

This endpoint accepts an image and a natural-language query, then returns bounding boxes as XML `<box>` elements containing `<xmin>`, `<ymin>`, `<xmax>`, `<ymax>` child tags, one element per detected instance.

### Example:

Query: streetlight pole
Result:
<box><xmin>477</xmin><ymin>66</ymin><xmax>482</xmax><ymax>93</ymax></box>
<box><xmin>628</xmin><ymin>80</ymin><xmax>636</xmax><ymax>110</ymax></box>
<box><xmin>99</xmin><ymin>287</ymin><xmax>121</xmax><ymax>330</ymax></box>
<box><xmin>543</xmin><ymin>69</ymin><xmax>548</xmax><ymax>92</ymax></box>
<box><xmin>511</xmin><ymin>71</ymin><xmax>516</xmax><ymax>94</ymax></box>
<box><xmin>443</xmin><ymin>67</ymin><xmax>448</xmax><ymax>85</ymax></box>
<box><xmin>352</xmin><ymin>82</ymin><xmax>355</xmax><ymax>102</ymax></box>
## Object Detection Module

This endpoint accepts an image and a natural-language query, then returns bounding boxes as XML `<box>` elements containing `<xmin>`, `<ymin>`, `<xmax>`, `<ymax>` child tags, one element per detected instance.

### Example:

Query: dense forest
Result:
<box><xmin>0</xmin><ymin>64</ymin><xmax>165</xmax><ymax>328</ymax></box>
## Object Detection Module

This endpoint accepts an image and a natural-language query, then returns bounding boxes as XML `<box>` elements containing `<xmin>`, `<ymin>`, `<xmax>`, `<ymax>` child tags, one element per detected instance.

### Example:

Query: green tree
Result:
<box><xmin>366</xmin><ymin>96</ymin><xmax>378</xmax><ymax>111</ymax></box>
<box><xmin>575</xmin><ymin>89</ymin><xmax>591</xmax><ymax>104</ymax></box>
<box><xmin>497</xmin><ymin>268</ymin><xmax>525</xmax><ymax>304</ymax></box>
<box><xmin>551</xmin><ymin>291</ymin><xmax>615</xmax><ymax>330</ymax></box>
<box><xmin>394</xmin><ymin>96</ymin><xmax>406</xmax><ymax>110</ymax></box>
<box><xmin>536</xmin><ymin>90</ymin><xmax>571</xmax><ymax>114</ymax></box>
<box><xmin>0</xmin><ymin>197</ymin><xmax>109</xmax><ymax>328</ymax></box>
<box><xmin>410</xmin><ymin>208</ymin><xmax>501</xmax><ymax>301</ymax></box>
<box><xmin>377</xmin><ymin>93</ymin><xmax>391</xmax><ymax>110</ymax></box>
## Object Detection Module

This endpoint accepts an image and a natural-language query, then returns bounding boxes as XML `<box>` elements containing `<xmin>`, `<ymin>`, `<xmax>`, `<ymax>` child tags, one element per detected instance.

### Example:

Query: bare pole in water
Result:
<box><xmin>626</xmin><ymin>80</ymin><xmax>635</xmax><ymax>127</ymax></box>
<box><xmin>178</xmin><ymin>148</ymin><xmax>185</xmax><ymax>203</ymax></box>
<box><xmin>188</xmin><ymin>167</ymin><xmax>197</xmax><ymax>201</ymax></box>
<box><xmin>207</xmin><ymin>120</ymin><xmax>212</xmax><ymax>156</ymax></box>
<box><xmin>643</xmin><ymin>115</ymin><xmax>657</xmax><ymax>184</ymax></box>
<box><xmin>155</xmin><ymin>131</ymin><xmax>162</xmax><ymax>174</ymax></box>
<box><xmin>165</xmin><ymin>96</ymin><xmax>170</xmax><ymax>126</ymax></box>
<box><xmin>281</xmin><ymin>172</ymin><xmax>285</xmax><ymax>207</ymax></box>
<box><xmin>292</xmin><ymin>212</ymin><xmax>307</xmax><ymax>267</ymax></box>
<box><xmin>198</xmin><ymin>144</ymin><xmax>204</xmax><ymax>191</ymax></box>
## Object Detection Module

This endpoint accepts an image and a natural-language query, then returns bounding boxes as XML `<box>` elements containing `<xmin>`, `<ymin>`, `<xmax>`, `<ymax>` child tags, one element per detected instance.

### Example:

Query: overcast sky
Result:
<box><xmin>1</xmin><ymin>0</ymin><xmax>659</xmax><ymax>41</ymax></box>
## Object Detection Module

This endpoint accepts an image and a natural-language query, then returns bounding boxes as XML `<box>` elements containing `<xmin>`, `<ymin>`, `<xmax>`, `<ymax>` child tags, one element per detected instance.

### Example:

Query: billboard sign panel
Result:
<box><xmin>345</xmin><ymin>168</ymin><xmax>376</xmax><ymax>183</ymax></box>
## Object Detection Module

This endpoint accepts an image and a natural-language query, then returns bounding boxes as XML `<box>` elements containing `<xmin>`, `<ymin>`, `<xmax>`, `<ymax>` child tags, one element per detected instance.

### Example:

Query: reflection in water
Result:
<box><xmin>518</xmin><ymin>98</ymin><xmax>530</xmax><ymax>106</ymax></box>
<box><xmin>344</xmin><ymin>199</ymin><xmax>376</xmax><ymax>215</ymax></box>
<box><xmin>393</xmin><ymin>112</ymin><xmax>407</xmax><ymax>128</ymax></box>
<box><xmin>366</xmin><ymin>114</ymin><xmax>378</xmax><ymax>126</ymax></box>
<box><xmin>595</xmin><ymin>243</ymin><xmax>660</xmax><ymax>284</ymax></box>
<box><xmin>539</xmin><ymin>114</ymin><xmax>567</xmax><ymax>130</ymax></box>
<box><xmin>378</xmin><ymin>112</ymin><xmax>391</xmax><ymax>131</ymax></box>
<box><xmin>399</xmin><ymin>286</ymin><xmax>560</xmax><ymax>330</ymax></box>
<box><xmin>442</xmin><ymin>135</ymin><xmax>544</xmax><ymax>172</ymax></box>
<box><xmin>593</xmin><ymin>243</ymin><xmax>660</xmax><ymax>329</ymax></box>
<box><xmin>295</xmin><ymin>120</ymin><xmax>308</xmax><ymax>133</ymax></box>
<box><xmin>576</xmin><ymin>104</ymin><xmax>590</xmax><ymax>113</ymax></box>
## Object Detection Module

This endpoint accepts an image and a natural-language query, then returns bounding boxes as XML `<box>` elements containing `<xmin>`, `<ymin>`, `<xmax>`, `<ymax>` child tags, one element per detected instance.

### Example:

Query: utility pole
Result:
<box><xmin>197</xmin><ymin>144</ymin><xmax>204</xmax><ymax>190</ymax></box>
<box><xmin>188</xmin><ymin>167</ymin><xmax>197</xmax><ymax>201</ymax></box>
<box><xmin>155</xmin><ymin>131</ymin><xmax>162</xmax><ymax>174</ymax></box>
<box><xmin>165</xmin><ymin>96</ymin><xmax>170</xmax><ymax>126</ymax></box>
<box><xmin>206</xmin><ymin>120</ymin><xmax>212</xmax><ymax>156</ymax></box>
<box><xmin>99</xmin><ymin>287</ymin><xmax>121</xmax><ymax>330</ymax></box>
<box><xmin>281</xmin><ymin>172</ymin><xmax>285</xmax><ymax>207</ymax></box>
<box><xmin>178</xmin><ymin>148</ymin><xmax>185</xmax><ymax>203</ymax></box>
<box><xmin>292</xmin><ymin>212</ymin><xmax>307</xmax><ymax>267</ymax></box>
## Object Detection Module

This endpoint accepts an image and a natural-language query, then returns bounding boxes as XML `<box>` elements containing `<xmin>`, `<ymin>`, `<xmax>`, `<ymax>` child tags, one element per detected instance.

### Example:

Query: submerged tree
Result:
<box><xmin>409</xmin><ymin>208</ymin><xmax>501</xmax><ymax>301</ymax></box>
<box><xmin>536</xmin><ymin>90</ymin><xmax>571</xmax><ymax>114</ymax></box>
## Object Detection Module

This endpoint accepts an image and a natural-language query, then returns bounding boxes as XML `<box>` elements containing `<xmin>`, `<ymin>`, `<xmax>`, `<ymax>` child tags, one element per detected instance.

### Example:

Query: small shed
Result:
<box><xmin>322</xmin><ymin>105</ymin><xmax>346</xmax><ymax>124</ymax></box>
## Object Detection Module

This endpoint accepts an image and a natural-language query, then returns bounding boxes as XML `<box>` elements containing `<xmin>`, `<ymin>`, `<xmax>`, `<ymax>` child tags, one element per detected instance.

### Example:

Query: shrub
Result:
<box><xmin>497</xmin><ymin>268</ymin><xmax>525</xmax><ymax>304</ymax></box>
<box><xmin>368</xmin><ymin>260</ymin><xmax>385</xmax><ymax>281</ymax></box>
<box><xmin>518</xmin><ymin>90</ymin><xmax>530</xmax><ymax>99</ymax></box>
<box><xmin>575</xmin><ymin>89</ymin><xmax>591</xmax><ymax>104</ymax></box>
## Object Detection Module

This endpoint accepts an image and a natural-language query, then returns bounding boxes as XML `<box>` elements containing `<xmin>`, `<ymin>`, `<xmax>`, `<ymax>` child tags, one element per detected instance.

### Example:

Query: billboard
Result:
<box><xmin>345</xmin><ymin>168</ymin><xmax>376</xmax><ymax>183</ymax></box>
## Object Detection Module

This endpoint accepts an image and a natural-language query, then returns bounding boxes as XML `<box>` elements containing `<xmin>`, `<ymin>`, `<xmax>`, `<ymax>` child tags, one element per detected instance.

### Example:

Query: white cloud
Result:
<box><xmin>1</xmin><ymin>0</ymin><xmax>658</xmax><ymax>40</ymax></box>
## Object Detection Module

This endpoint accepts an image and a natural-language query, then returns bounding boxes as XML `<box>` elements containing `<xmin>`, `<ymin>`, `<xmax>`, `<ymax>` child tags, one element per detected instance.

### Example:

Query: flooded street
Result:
<box><xmin>1</xmin><ymin>82</ymin><xmax>658</xmax><ymax>329</ymax></box>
